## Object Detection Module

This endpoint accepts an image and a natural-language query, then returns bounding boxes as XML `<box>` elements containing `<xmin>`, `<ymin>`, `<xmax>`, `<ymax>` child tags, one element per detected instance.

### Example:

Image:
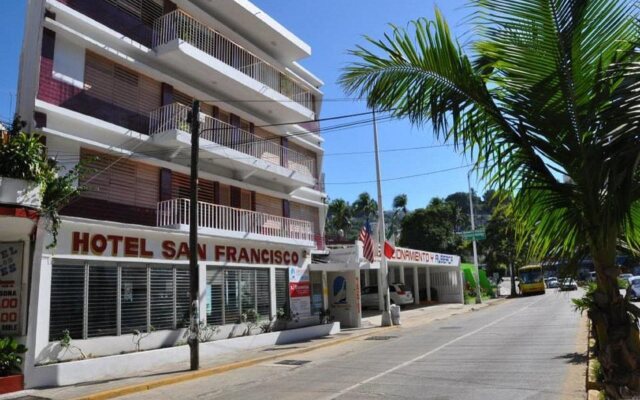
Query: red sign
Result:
<box><xmin>289</xmin><ymin>281</ymin><xmax>311</xmax><ymax>298</ymax></box>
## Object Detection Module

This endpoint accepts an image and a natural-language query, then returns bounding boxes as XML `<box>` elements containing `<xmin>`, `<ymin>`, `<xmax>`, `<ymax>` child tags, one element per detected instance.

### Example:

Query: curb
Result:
<box><xmin>70</xmin><ymin>300</ymin><xmax>500</xmax><ymax>400</ymax></box>
<box><xmin>71</xmin><ymin>325</ymin><xmax>398</xmax><ymax>400</ymax></box>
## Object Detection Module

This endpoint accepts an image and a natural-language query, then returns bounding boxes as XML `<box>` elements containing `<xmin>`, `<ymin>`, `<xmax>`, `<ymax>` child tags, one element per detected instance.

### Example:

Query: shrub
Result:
<box><xmin>0</xmin><ymin>337</ymin><xmax>27</xmax><ymax>377</ymax></box>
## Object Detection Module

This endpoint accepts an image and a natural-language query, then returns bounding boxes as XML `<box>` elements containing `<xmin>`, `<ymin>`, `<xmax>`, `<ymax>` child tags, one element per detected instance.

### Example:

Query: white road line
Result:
<box><xmin>325</xmin><ymin>295</ymin><xmax>548</xmax><ymax>400</ymax></box>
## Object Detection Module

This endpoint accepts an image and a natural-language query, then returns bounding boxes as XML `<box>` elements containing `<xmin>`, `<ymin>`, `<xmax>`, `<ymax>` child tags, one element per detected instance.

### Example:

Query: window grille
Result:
<box><xmin>150</xmin><ymin>266</ymin><xmax>174</xmax><ymax>330</ymax></box>
<box><xmin>206</xmin><ymin>267</ymin><xmax>272</xmax><ymax>325</ymax></box>
<box><xmin>275</xmin><ymin>268</ymin><xmax>289</xmax><ymax>312</ymax></box>
<box><xmin>175</xmin><ymin>267</ymin><xmax>190</xmax><ymax>328</ymax></box>
<box><xmin>87</xmin><ymin>266</ymin><xmax>118</xmax><ymax>338</ymax></box>
<box><xmin>120</xmin><ymin>266</ymin><xmax>147</xmax><ymax>334</ymax></box>
<box><xmin>49</xmin><ymin>264</ymin><xmax>85</xmax><ymax>341</ymax></box>
<box><xmin>49</xmin><ymin>262</ymin><xmax>190</xmax><ymax>341</ymax></box>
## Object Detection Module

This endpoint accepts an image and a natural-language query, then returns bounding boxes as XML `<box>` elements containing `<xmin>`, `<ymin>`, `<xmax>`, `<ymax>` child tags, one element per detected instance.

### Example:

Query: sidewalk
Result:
<box><xmin>2</xmin><ymin>298</ymin><xmax>505</xmax><ymax>400</ymax></box>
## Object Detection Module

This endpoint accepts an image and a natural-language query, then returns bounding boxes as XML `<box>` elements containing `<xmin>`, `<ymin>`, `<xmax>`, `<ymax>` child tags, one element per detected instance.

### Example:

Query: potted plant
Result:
<box><xmin>0</xmin><ymin>337</ymin><xmax>27</xmax><ymax>394</ymax></box>
<box><xmin>0</xmin><ymin>122</ymin><xmax>47</xmax><ymax>209</ymax></box>
<box><xmin>0</xmin><ymin>117</ymin><xmax>87</xmax><ymax>247</ymax></box>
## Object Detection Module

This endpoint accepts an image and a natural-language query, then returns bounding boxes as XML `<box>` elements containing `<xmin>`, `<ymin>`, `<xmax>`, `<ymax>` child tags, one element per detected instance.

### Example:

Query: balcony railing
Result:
<box><xmin>157</xmin><ymin>198</ymin><xmax>315</xmax><ymax>243</ymax></box>
<box><xmin>152</xmin><ymin>10</ymin><xmax>315</xmax><ymax>112</ymax></box>
<box><xmin>149</xmin><ymin>103</ymin><xmax>316</xmax><ymax>178</ymax></box>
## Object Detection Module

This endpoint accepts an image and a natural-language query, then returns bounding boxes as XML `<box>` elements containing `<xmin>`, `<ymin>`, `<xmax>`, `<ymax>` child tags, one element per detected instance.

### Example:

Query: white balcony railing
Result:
<box><xmin>149</xmin><ymin>103</ymin><xmax>316</xmax><ymax>178</ymax></box>
<box><xmin>157</xmin><ymin>198</ymin><xmax>315</xmax><ymax>243</ymax></box>
<box><xmin>152</xmin><ymin>10</ymin><xmax>315</xmax><ymax>112</ymax></box>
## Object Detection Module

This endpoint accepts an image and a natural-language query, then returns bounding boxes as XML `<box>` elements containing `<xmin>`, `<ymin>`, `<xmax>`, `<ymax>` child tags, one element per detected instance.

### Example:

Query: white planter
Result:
<box><xmin>0</xmin><ymin>177</ymin><xmax>42</xmax><ymax>209</ymax></box>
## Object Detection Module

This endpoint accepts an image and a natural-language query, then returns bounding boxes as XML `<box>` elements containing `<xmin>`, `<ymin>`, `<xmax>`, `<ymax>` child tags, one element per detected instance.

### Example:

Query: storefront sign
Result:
<box><xmin>387</xmin><ymin>246</ymin><xmax>460</xmax><ymax>267</ymax></box>
<box><xmin>0</xmin><ymin>242</ymin><xmax>23</xmax><ymax>335</ymax></box>
<box><xmin>69</xmin><ymin>232</ymin><xmax>300</xmax><ymax>265</ymax></box>
<box><xmin>289</xmin><ymin>265</ymin><xmax>311</xmax><ymax>317</ymax></box>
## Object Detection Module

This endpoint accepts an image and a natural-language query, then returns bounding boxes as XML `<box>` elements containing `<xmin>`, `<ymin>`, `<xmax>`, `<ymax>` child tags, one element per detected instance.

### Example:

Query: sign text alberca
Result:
<box><xmin>0</xmin><ymin>242</ymin><xmax>23</xmax><ymax>336</ymax></box>
<box><xmin>71</xmin><ymin>232</ymin><xmax>300</xmax><ymax>265</ymax></box>
<box><xmin>388</xmin><ymin>246</ymin><xmax>459</xmax><ymax>267</ymax></box>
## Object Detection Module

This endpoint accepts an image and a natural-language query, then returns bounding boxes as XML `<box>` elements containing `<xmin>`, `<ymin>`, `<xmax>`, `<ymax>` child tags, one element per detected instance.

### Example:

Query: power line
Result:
<box><xmin>324</xmin><ymin>164</ymin><xmax>473</xmax><ymax>185</ymax></box>
<box><xmin>44</xmin><ymin>113</ymin><xmax>399</xmax><ymax>160</ymax></box>
<box><xmin>49</xmin><ymin>141</ymin><xmax>454</xmax><ymax>163</ymax></box>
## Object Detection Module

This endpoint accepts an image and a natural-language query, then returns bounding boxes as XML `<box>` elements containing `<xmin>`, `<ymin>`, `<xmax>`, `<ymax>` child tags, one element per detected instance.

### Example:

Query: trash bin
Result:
<box><xmin>390</xmin><ymin>304</ymin><xmax>401</xmax><ymax>325</ymax></box>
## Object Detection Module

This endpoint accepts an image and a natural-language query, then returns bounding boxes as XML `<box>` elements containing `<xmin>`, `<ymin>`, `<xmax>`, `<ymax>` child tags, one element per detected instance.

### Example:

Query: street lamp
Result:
<box><xmin>467</xmin><ymin>170</ymin><xmax>483</xmax><ymax>304</ymax></box>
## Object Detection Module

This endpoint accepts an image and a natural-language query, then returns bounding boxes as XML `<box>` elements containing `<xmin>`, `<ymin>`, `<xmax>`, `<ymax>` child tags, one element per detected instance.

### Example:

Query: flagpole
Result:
<box><xmin>372</xmin><ymin>109</ymin><xmax>392</xmax><ymax>327</ymax></box>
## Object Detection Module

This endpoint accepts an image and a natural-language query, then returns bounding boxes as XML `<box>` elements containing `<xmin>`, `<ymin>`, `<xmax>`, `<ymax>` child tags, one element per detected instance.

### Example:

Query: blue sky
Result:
<box><xmin>0</xmin><ymin>0</ymin><xmax>484</xmax><ymax>210</ymax></box>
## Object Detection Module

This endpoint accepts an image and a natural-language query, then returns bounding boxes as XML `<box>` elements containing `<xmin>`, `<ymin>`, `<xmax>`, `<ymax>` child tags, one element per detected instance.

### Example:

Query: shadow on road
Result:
<box><xmin>553</xmin><ymin>351</ymin><xmax>588</xmax><ymax>365</ymax></box>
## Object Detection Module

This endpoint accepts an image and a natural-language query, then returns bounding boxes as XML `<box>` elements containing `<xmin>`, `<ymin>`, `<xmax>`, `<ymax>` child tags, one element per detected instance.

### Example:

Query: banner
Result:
<box><xmin>289</xmin><ymin>265</ymin><xmax>311</xmax><ymax>317</ymax></box>
<box><xmin>0</xmin><ymin>242</ymin><xmax>23</xmax><ymax>335</ymax></box>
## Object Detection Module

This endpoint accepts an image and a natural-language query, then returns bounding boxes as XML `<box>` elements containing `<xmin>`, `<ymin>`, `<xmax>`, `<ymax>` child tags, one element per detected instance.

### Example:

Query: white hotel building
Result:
<box><xmin>10</xmin><ymin>0</ymin><xmax>332</xmax><ymax>387</ymax></box>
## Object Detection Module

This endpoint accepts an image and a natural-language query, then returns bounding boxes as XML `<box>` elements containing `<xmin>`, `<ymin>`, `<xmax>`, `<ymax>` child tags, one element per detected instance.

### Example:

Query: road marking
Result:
<box><xmin>325</xmin><ymin>295</ymin><xmax>548</xmax><ymax>399</ymax></box>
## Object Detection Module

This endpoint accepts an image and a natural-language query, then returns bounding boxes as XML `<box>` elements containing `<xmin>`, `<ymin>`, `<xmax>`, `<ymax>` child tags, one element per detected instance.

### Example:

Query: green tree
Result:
<box><xmin>351</xmin><ymin>192</ymin><xmax>378</xmax><ymax>220</ymax></box>
<box><xmin>484</xmin><ymin>200</ymin><xmax>527</xmax><ymax>296</ymax></box>
<box><xmin>399</xmin><ymin>198</ymin><xmax>463</xmax><ymax>254</ymax></box>
<box><xmin>387</xmin><ymin>193</ymin><xmax>408</xmax><ymax>241</ymax></box>
<box><xmin>340</xmin><ymin>1</ymin><xmax>640</xmax><ymax>395</ymax></box>
<box><xmin>326</xmin><ymin>198</ymin><xmax>353</xmax><ymax>237</ymax></box>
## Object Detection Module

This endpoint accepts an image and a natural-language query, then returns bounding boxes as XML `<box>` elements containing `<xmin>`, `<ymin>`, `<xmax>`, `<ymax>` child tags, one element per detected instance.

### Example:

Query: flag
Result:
<box><xmin>384</xmin><ymin>240</ymin><xmax>395</xmax><ymax>259</ymax></box>
<box><xmin>359</xmin><ymin>221</ymin><xmax>375</xmax><ymax>262</ymax></box>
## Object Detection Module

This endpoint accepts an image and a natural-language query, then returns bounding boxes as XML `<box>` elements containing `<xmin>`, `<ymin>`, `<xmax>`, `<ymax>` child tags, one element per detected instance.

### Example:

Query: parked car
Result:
<box><xmin>546</xmin><ymin>278</ymin><xmax>560</xmax><ymax>289</ymax></box>
<box><xmin>588</xmin><ymin>271</ymin><xmax>597</xmax><ymax>282</ymax></box>
<box><xmin>560</xmin><ymin>278</ymin><xmax>578</xmax><ymax>291</ymax></box>
<box><xmin>544</xmin><ymin>276</ymin><xmax>557</xmax><ymax>287</ymax></box>
<box><xmin>361</xmin><ymin>283</ymin><xmax>414</xmax><ymax>308</ymax></box>
<box><xmin>628</xmin><ymin>277</ymin><xmax>640</xmax><ymax>301</ymax></box>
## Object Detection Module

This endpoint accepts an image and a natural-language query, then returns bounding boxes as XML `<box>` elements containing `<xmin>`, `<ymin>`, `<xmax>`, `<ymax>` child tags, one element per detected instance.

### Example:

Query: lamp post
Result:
<box><xmin>467</xmin><ymin>170</ymin><xmax>483</xmax><ymax>304</ymax></box>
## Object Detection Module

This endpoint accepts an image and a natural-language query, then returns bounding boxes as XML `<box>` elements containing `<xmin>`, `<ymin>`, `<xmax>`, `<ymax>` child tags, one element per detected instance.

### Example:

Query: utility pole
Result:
<box><xmin>188</xmin><ymin>100</ymin><xmax>200</xmax><ymax>370</ymax></box>
<box><xmin>467</xmin><ymin>170</ymin><xmax>483</xmax><ymax>304</ymax></box>
<box><xmin>372</xmin><ymin>109</ymin><xmax>392</xmax><ymax>326</ymax></box>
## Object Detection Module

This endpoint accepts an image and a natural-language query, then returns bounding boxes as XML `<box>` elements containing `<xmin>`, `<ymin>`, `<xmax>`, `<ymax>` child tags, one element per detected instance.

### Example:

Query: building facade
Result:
<box><xmin>13</xmin><ymin>0</ymin><xmax>327</xmax><ymax>387</ymax></box>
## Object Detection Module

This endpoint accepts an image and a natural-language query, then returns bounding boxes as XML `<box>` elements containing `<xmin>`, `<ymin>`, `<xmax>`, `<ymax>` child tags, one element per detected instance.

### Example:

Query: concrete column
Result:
<box><xmin>426</xmin><ymin>266</ymin><xmax>432</xmax><ymax>302</ymax></box>
<box><xmin>198</xmin><ymin>262</ymin><xmax>207</xmax><ymax>324</ymax></box>
<box><xmin>399</xmin><ymin>266</ymin><xmax>405</xmax><ymax>284</ymax></box>
<box><xmin>458</xmin><ymin>268</ymin><xmax>465</xmax><ymax>304</ymax></box>
<box><xmin>364</xmin><ymin>269</ymin><xmax>370</xmax><ymax>287</ymax></box>
<box><xmin>413</xmin><ymin>266</ymin><xmax>420</xmax><ymax>305</ymax></box>
<box><xmin>24</xmin><ymin>221</ymin><xmax>51</xmax><ymax>388</ymax></box>
<box><xmin>269</xmin><ymin>267</ymin><xmax>277</xmax><ymax>318</ymax></box>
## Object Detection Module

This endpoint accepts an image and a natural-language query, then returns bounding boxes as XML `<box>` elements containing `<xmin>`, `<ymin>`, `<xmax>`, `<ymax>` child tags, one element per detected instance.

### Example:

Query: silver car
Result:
<box><xmin>361</xmin><ymin>283</ymin><xmax>414</xmax><ymax>308</ymax></box>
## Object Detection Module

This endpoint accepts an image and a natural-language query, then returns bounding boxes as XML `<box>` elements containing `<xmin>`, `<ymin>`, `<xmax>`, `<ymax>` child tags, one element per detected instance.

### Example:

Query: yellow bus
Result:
<box><xmin>518</xmin><ymin>265</ymin><xmax>546</xmax><ymax>295</ymax></box>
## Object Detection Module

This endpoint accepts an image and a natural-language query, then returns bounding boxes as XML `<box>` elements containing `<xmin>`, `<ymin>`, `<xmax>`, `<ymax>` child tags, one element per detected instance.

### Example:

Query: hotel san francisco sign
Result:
<box><xmin>0</xmin><ymin>242</ymin><xmax>23</xmax><ymax>335</ymax></box>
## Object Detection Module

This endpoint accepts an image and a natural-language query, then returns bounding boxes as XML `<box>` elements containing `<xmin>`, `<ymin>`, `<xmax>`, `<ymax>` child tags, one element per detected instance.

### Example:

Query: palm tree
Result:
<box><xmin>327</xmin><ymin>198</ymin><xmax>353</xmax><ymax>237</ymax></box>
<box><xmin>352</xmin><ymin>192</ymin><xmax>378</xmax><ymax>220</ymax></box>
<box><xmin>339</xmin><ymin>1</ymin><xmax>639</xmax><ymax>396</ymax></box>
<box><xmin>388</xmin><ymin>194</ymin><xmax>408</xmax><ymax>241</ymax></box>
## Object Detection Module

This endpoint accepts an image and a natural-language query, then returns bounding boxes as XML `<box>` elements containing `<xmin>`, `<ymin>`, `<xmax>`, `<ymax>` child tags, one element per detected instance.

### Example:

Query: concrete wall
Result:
<box><xmin>27</xmin><ymin>322</ymin><xmax>340</xmax><ymax>388</ymax></box>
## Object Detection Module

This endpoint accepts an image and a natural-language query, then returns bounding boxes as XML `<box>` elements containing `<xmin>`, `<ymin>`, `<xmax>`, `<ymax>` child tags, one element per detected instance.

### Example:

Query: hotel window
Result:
<box><xmin>206</xmin><ymin>267</ymin><xmax>271</xmax><ymax>325</ymax></box>
<box><xmin>49</xmin><ymin>262</ymin><xmax>190</xmax><ymax>341</ymax></box>
<box><xmin>275</xmin><ymin>268</ymin><xmax>289</xmax><ymax>313</ymax></box>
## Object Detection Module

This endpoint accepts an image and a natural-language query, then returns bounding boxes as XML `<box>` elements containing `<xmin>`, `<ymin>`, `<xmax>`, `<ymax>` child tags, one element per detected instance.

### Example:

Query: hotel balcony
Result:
<box><xmin>149</xmin><ymin>103</ymin><xmax>317</xmax><ymax>188</ymax></box>
<box><xmin>157</xmin><ymin>198</ymin><xmax>315</xmax><ymax>247</ymax></box>
<box><xmin>152</xmin><ymin>10</ymin><xmax>317</xmax><ymax>122</ymax></box>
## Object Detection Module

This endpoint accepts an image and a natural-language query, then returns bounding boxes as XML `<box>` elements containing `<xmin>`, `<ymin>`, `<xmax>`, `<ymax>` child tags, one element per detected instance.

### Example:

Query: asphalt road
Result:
<box><xmin>122</xmin><ymin>290</ymin><xmax>586</xmax><ymax>400</ymax></box>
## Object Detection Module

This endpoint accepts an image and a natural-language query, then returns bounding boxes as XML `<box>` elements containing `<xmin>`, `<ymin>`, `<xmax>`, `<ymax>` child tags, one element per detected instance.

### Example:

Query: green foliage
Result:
<box><xmin>326</xmin><ymin>198</ymin><xmax>353</xmax><ymax>237</ymax></box>
<box><xmin>58</xmin><ymin>329</ymin><xmax>86</xmax><ymax>360</ymax></box>
<box><xmin>0</xmin><ymin>132</ymin><xmax>47</xmax><ymax>182</ymax></box>
<box><xmin>351</xmin><ymin>192</ymin><xmax>378</xmax><ymax>220</ymax></box>
<box><xmin>572</xmin><ymin>283</ymin><xmax>597</xmax><ymax>314</ymax></box>
<box><xmin>0</xmin><ymin>126</ymin><xmax>88</xmax><ymax>248</ymax></box>
<box><xmin>399</xmin><ymin>198</ymin><xmax>464</xmax><ymax>254</ymax></box>
<box><xmin>0</xmin><ymin>337</ymin><xmax>27</xmax><ymax>377</ymax></box>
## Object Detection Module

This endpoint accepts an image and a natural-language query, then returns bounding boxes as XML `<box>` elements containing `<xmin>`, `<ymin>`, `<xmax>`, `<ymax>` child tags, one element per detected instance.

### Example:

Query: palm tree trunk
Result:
<box><xmin>509</xmin><ymin>262</ymin><xmax>517</xmax><ymax>297</ymax></box>
<box><xmin>590</xmin><ymin>240</ymin><xmax>640</xmax><ymax>398</ymax></box>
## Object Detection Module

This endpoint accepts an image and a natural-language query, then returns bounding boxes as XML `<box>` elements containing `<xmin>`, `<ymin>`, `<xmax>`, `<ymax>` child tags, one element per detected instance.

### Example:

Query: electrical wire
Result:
<box><xmin>324</xmin><ymin>164</ymin><xmax>473</xmax><ymax>185</ymax></box>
